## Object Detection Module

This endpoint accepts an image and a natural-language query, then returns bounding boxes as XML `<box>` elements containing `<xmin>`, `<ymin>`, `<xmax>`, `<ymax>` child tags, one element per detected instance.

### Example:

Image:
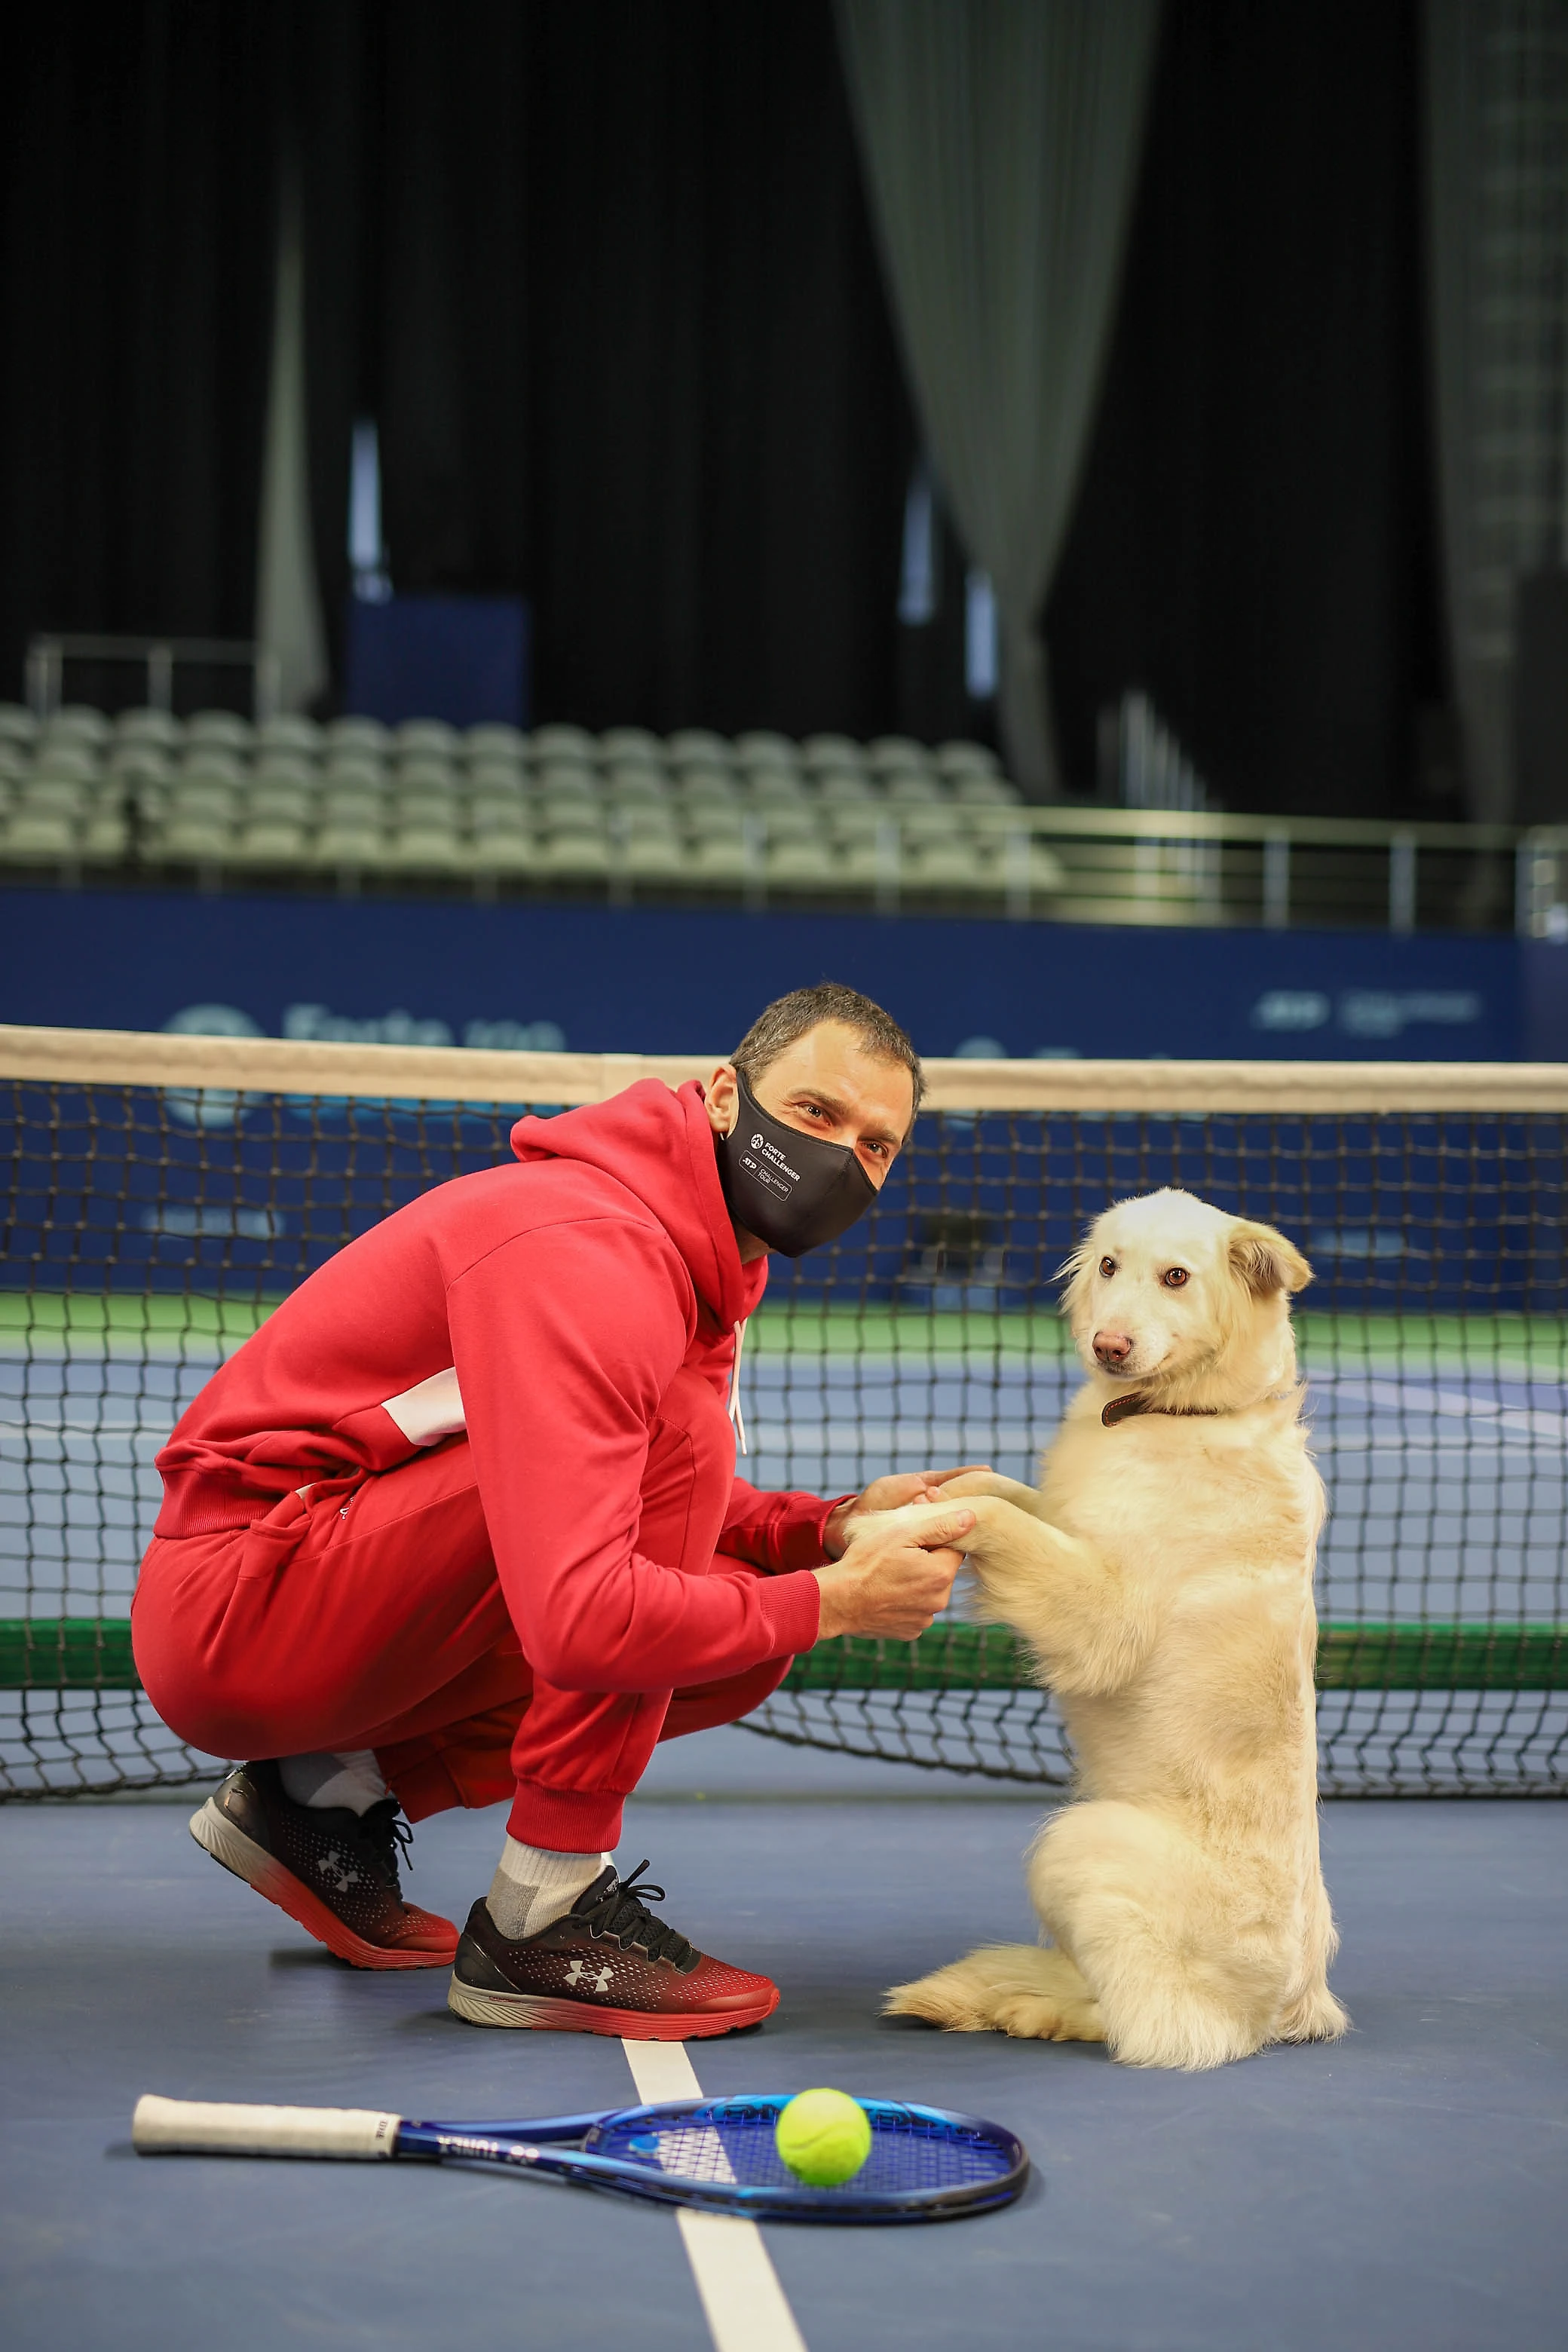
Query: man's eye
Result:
<box><xmin>1098</xmin><ymin>1256</ymin><xmax>1116</xmax><ymax>1279</ymax></box>
<box><xmin>1163</xmin><ymin>1266</ymin><xmax>1190</xmax><ymax>1289</ymax></box>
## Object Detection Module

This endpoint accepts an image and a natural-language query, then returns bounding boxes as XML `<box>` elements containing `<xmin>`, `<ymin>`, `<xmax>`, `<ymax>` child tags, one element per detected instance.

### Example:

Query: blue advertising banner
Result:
<box><xmin>0</xmin><ymin>887</ymin><xmax>1543</xmax><ymax>1062</ymax></box>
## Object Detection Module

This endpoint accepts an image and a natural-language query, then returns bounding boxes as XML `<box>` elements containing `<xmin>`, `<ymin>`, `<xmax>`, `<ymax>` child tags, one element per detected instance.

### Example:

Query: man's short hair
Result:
<box><xmin>731</xmin><ymin>982</ymin><xmax>924</xmax><ymax>1119</ymax></box>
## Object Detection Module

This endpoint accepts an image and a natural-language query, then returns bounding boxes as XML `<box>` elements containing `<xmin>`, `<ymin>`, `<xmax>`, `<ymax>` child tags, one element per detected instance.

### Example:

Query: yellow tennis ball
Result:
<box><xmin>774</xmin><ymin>2088</ymin><xmax>872</xmax><ymax>2186</ymax></box>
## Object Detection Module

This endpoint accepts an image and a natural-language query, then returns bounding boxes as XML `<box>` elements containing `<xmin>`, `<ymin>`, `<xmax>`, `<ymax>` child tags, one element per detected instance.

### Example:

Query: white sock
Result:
<box><xmin>278</xmin><ymin>1749</ymin><xmax>388</xmax><ymax>1817</ymax></box>
<box><xmin>486</xmin><ymin>1839</ymin><xmax>610</xmax><ymax>1940</ymax></box>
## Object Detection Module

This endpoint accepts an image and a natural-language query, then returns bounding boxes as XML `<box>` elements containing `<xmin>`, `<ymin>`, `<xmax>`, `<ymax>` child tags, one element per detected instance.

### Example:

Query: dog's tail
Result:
<box><xmin>885</xmin><ymin>1944</ymin><xmax>1106</xmax><ymax>2044</ymax></box>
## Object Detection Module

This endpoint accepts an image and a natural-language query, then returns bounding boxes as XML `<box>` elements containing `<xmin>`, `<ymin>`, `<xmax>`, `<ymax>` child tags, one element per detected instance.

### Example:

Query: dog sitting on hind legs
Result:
<box><xmin>870</xmin><ymin>1188</ymin><xmax>1349</xmax><ymax>2072</ymax></box>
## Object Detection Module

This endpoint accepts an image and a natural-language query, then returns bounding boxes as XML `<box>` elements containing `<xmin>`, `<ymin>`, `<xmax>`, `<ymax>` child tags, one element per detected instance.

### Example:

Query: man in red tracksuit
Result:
<box><xmin>133</xmin><ymin>982</ymin><xmax>977</xmax><ymax>2038</ymax></box>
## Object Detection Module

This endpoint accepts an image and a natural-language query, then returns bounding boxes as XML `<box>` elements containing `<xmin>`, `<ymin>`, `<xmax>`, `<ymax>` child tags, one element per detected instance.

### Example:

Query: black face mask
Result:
<box><xmin>714</xmin><ymin>1070</ymin><xmax>878</xmax><ymax>1258</ymax></box>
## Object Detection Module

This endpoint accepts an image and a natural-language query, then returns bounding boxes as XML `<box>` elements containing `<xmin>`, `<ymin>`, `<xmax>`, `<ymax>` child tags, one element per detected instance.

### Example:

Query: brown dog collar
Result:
<box><xmin>1101</xmin><ymin>1392</ymin><xmax>1223</xmax><ymax>1429</ymax></box>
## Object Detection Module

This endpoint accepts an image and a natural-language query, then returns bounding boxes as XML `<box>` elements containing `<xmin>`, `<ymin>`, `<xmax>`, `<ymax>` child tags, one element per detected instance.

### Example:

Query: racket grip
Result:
<box><xmin>133</xmin><ymin>2094</ymin><xmax>400</xmax><ymax>2160</ymax></box>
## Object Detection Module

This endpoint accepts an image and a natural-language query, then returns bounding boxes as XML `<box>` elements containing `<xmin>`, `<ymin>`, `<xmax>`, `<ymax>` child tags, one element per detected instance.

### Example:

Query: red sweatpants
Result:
<box><xmin>133</xmin><ymin>1434</ymin><xmax>792</xmax><ymax>1851</ymax></box>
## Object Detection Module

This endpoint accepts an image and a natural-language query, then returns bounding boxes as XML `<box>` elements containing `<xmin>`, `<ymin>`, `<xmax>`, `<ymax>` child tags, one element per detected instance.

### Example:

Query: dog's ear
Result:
<box><xmin>1228</xmin><ymin>1219</ymin><xmax>1312</xmax><ymax>1297</ymax></box>
<box><xmin>1055</xmin><ymin>1236</ymin><xmax>1095</xmax><ymax>1316</ymax></box>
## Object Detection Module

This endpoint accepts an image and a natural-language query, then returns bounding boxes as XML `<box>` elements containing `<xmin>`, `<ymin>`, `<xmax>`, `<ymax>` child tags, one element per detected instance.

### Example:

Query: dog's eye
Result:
<box><xmin>1162</xmin><ymin>1266</ymin><xmax>1190</xmax><ymax>1289</ymax></box>
<box><xmin>1098</xmin><ymin>1255</ymin><xmax>1116</xmax><ymax>1279</ymax></box>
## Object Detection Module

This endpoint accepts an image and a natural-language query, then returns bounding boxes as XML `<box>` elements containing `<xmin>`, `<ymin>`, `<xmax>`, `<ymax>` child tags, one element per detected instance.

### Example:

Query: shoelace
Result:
<box><xmin>354</xmin><ymin>1799</ymin><xmax>415</xmax><ymax>1892</ymax></box>
<box><xmin>577</xmin><ymin>1859</ymin><xmax>696</xmax><ymax>1968</ymax></box>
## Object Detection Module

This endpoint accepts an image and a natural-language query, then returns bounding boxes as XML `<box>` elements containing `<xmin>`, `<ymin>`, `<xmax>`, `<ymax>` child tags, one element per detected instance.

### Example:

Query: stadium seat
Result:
<box><xmin>326</xmin><ymin>717</ymin><xmax>390</xmax><ymax>757</ymax></box>
<box><xmin>469</xmin><ymin>783</ymin><xmax>529</xmax><ymax>828</ymax></box>
<box><xmin>953</xmin><ymin>772</ymin><xmax>1021</xmax><ymax>806</ymax></box>
<box><xmin>390</xmin><ymin>823</ymin><xmax>465</xmax><ymax>871</ymax></box>
<box><xmin>467</xmin><ymin>758</ymin><xmax>528</xmax><ymax>798</ymax></box>
<box><xmin>605</xmin><ymin>764</ymin><xmax>670</xmax><ymax>807</ymax></box>
<box><xmin>535</xmin><ymin>761</ymin><xmax>600</xmax><ymax>811</ymax></box>
<box><xmin>185</xmin><ymin>711</ymin><xmax>252</xmax><ymax>752</ymax></box>
<box><xmin>903</xmin><ymin>838</ymin><xmax>991</xmax><ymax>893</ymax></box>
<box><xmin>531</xmin><ymin>723</ymin><xmax>598</xmax><ymax>763</ymax></box>
<box><xmin>619</xmin><ymin>826</ymin><xmax>685</xmax><ymax>881</ymax></box>
<box><xmin>935</xmin><ymin>739</ymin><xmax>1001</xmax><ymax>778</ymax></box>
<box><xmin>686</xmin><ymin>799</ymin><xmax>747</xmax><ymax>841</ymax></box>
<box><xmin>44</xmin><ymin>705</ymin><xmax>112</xmax><ymax>749</ymax></box>
<box><xmin>231</xmin><ymin>819</ymin><xmax>309</xmax><ymax>865</ymax></box>
<box><xmin>746</xmin><ymin>764</ymin><xmax>809</xmax><ymax>803</ymax></box>
<box><xmin>666</xmin><ymin>728</ymin><xmax>731</xmax><ymax>767</ymax></box>
<box><xmin>396</xmin><ymin>718</ymin><xmax>459</xmax><ymax>758</ymax></box>
<box><xmin>113</xmin><ymin>708</ymin><xmax>181</xmax><ymax>750</ymax></box>
<box><xmin>734</xmin><ymin>730</ymin><xmax>800</xmax><ymax>769</ymax></box>
<box><xmin>867</xmin><ymin>735</ymin><xmax>933</xmax><ymax>776</ymax></box>
<box><xmin>538</xmin><ymin>826</ymin><xmax>611</xmax><ymax>880</ymax></box>
<box><xmin>32</xmin><ymin>740</ymin><xmax>100</xmax><ymax>786</ymax></box>
<box><xmin>813</xmin><ymin>767</ymin><xmax>877</xmax><ymax>804</ymax></box>
<box><xmin>801</xmin><ymin>733</ymin><xmax>865</xmax><ymax>773</ymax></box>
<box><xmin>20</xmin><ymin>775</ymin><xmax>92</xmax><ymax>817</ymax></box>
<box><xmin>251</xmin><ymin>751</ymin><xmax>314</xmax><ymax>789</ymax></box>
<box><xmin>3</xmin><ymin>810</ymin><xmax>78</xmax><ymax>860</ymax></box>
<box><xmin>157</xmin><ymin>816</ymin><xmax>233</xmax><ymax>861</ymax></box>
<box><xmin>80</xmin><ymin>813</ymin><xmax>129</xmax><ymax>861</ymax></box>
<box><xmin>465</xmin><ymin>722</ymin><xmax>528</xmax><ymax>762</ymax></box>
<box><xmin>394</xmin><ymin>752</ymin><xmax>454</xmax><ymax>792</ymax></box>
<box><xmin>323</xmin><ymin>752</ymin><xmax>386</xmax><ymax>795</ymax></box>
<box><xmin>0</xmin><ymin>703</ymin><xmax>39</xmax><ymax>747</ymax></box>
<box><xmin>687</xmin><ymin>833</ymin><xmax>751</xmax><ymax>884</ymax></box>
<box><xmin>473</xmin><ymin>830</ymin><xmax>539</xmax><ymax>876</ymax></box>
<box><xmin>167</xmin><ymin>783</ymin><xmax>238</xmax><ymax>826</ymax></box>
<box><xmin>179</xmin><ymin>749</ymin><xmax>246</xmax><ymax>793</ymax></box>
<box><xmin>600</xmin><ymin>727</ymin><xmax>664</xmax><ymax>764</ymax></box>
<box><xmin>314</xmin><ymin>821</ymin><xmax>386</xmax><ymax>866</ymax></box>
<box><xmin>886</xmin><ymin>770</ymin><xmax>944</xmax><ymax>804</ymax></box>
<box><xmin>765</xmin><ymin>835</ymin><xmax>838</xmax><ymax>887</ymax></box>
<box><xmin>675</xmin><ymin>766</ymin><xmax>740</xmax><ymax>806</ymax></box>
<box><xmin>393</xmin><ymin>789</ymin><xmax>456</xmax><ymax>830</ymax></box>
<box><xmin>256</xmin><ymin>714</ymin><xmax>323</xmax><ymax>757</ymax></box>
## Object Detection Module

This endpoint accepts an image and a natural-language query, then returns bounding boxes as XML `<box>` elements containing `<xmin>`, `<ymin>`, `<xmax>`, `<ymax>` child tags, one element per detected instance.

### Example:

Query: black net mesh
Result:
<box><xmin>2</xmin><ymin>1073</ymin><xmax>1565</xmax><ymax>1798</ymax></box>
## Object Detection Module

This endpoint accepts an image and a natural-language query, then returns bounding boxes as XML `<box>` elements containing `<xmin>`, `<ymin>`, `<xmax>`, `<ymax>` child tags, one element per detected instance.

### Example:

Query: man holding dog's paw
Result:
<box><xmin>133</xmin><ymin>983</ymin><xmax>976</xmax><ymax>2037</ymax></box>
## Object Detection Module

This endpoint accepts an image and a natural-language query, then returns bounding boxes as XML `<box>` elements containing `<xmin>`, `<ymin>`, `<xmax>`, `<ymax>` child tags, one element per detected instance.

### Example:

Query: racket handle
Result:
<box><xmin>133</xmin><ymin>2094</ymin><xmax>400</xmax><ymax>2160</ymax></box>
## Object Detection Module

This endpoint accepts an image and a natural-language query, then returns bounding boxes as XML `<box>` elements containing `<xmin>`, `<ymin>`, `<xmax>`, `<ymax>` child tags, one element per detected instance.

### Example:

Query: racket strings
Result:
<box><xmin>593</xmin><ymin>2102</ymin><xmax>1015</xmax><ymax>2194</ymax></box>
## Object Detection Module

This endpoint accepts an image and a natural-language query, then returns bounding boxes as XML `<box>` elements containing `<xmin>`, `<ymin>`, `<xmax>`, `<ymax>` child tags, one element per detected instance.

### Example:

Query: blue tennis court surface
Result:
<box><xmin>3</xmin><ymin>1733</ymin><xmax>1564</xmax><ymax>2351</ymax></box>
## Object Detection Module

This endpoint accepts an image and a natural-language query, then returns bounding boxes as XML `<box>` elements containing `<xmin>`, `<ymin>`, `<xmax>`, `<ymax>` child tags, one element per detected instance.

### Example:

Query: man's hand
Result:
<box><xmin>822</xmin><ymin>1466</ymin><xmax>990</xmax><ymax>1560</ymax></box>
<box><xmin>812</xmin><ymin>1504</ymin><xmax>977</xmax><ymax>1643</ymax></box>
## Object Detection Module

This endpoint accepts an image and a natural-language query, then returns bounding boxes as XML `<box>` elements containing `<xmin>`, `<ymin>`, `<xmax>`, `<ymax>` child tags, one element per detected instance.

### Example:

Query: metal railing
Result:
<box><xmin>25</xmin><ymin>635</ymin><xmax>281</xmax><ymax>722</ymax></box>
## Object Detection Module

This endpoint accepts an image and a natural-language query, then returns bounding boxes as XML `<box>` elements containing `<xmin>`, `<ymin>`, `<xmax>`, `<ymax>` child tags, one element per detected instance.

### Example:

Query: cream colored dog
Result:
<box><xmin>870</xmin><ymin>1187</ymin><xmax>1348</xmax><ymax>2071</ymax></box>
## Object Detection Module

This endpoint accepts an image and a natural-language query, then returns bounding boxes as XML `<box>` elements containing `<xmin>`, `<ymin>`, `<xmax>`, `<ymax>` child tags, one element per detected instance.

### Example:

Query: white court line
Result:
<box><xmin>620</xmin><ymin>2039</ymin><xmax>807</xmax><ymax>2352</ymax></box>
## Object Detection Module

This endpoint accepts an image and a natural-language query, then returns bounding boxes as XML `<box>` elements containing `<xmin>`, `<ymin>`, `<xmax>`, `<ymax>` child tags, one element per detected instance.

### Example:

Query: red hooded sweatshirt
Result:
<box><xmin>151</xmin><ymin>1080</ymin><xmax>825</xmax><ymax>1693</ymax></box>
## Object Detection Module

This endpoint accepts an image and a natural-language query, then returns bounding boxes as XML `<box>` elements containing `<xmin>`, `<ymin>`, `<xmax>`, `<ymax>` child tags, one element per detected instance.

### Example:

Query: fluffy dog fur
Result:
<box><xmin>871</xmin><ymin>1187</ymin><xmax>1348</xmax><ymax>2071</ymax></box>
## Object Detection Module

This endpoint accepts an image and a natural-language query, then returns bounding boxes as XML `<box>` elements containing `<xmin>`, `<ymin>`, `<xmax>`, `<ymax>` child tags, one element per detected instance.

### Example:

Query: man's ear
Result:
<box><xmin>1228</xmin><ymin>1219</ymin><xmax>1313</xmax><ymax>1297</ymax></box>
<box><xmin>704</xmin><ymin>1061</ymin><xmax>740</xmax><ymax>1139</ymax></box>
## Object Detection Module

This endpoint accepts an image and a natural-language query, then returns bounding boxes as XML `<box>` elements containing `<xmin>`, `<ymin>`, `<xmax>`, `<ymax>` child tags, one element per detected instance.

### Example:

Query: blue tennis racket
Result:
<box><xmin>133</xmin><ymin>2090</ymin><xmax>1027</xmax><ymax>2222</ymax></box>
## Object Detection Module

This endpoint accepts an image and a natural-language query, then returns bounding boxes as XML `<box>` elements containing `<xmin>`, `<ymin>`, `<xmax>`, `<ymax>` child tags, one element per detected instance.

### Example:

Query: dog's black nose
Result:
<box><xmin>1093</xmin><ymin>1330</ymin><xmax>1133</xmax><ymax>1367</ymax></box>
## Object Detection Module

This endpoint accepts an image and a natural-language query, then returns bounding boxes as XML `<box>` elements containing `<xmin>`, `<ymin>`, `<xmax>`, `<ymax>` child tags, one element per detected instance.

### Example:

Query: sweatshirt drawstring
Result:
<box><xmin>727</xmin><ymin>1318</ymin><xmax>749</xmax><ymax>1456</ymax></box>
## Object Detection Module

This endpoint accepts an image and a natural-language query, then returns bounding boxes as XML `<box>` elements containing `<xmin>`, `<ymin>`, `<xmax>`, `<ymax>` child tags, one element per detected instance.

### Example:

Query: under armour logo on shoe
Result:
<box><xmin>315</xmin><ymin>1848</ymin><xmax>362</xmax><ymax>1893</ymax></box>
<box><xmin>565</xmin><ymin>1957</ymin><xmax>614</xmax><ymax>1993</ymax></box>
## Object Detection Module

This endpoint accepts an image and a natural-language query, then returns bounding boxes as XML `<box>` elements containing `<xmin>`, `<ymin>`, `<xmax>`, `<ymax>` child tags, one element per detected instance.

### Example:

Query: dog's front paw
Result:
<box><xmin>934</xmin><ymin>1470</ymin><xmax>1046</xmax><ymax>1517</ymax></box>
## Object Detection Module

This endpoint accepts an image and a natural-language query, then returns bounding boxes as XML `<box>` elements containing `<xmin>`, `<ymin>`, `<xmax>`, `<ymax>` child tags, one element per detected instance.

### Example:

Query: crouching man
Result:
<box><xmin>133</xmin><ymin>982</ymin><xmax>975</xmax><ymax>2038</ymax></box>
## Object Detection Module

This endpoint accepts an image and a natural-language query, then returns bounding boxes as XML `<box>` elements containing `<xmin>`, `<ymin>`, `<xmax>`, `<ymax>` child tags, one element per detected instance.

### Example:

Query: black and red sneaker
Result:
<box><xmin>446</xmin><ymin>1859</ymin><xmax>779</xmax><ymax>2039</ymax></box>
<box><xmin>188</xmin><ymin>1761</ymin><xmax>458</xmax><ymax>1971</ymax></box>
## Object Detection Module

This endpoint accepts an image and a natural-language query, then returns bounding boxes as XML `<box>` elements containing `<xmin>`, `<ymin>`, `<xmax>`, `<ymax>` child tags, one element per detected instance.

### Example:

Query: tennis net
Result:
<box><xmin>2</xmin><ymin>1024</ymin><xmax>1565</xmax><ymax>1799</ymax></box>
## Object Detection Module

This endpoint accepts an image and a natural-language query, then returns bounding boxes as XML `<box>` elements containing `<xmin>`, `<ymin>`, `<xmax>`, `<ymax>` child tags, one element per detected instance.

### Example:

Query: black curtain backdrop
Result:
<box><xmin>295</xmin><ymin>0</ymin><xmax>919</xmax><ymax>741</ymax></box>
<box><xmin>1045</xmin><ymin>0</ymin><xmax>1447</xmax><ymax>817</ymax></box>
<box><xmin>2</xmin><ymin>2</ymin><xmax>1445</xmax><ymax>817</ymax></box>
<box><xmin>0</xmin><ymin>4</ymin><xmax>280</xmax><ymax>702</ymax></box>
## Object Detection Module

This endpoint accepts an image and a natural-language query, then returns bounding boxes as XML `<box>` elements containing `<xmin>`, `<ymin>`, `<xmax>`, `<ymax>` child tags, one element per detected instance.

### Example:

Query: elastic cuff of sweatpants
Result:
<box><xmin>507</xmin><ymin>1780</ymin><xmax>625</xmax><ymax>1851</ymax></box>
